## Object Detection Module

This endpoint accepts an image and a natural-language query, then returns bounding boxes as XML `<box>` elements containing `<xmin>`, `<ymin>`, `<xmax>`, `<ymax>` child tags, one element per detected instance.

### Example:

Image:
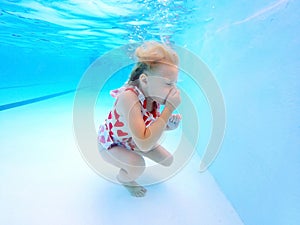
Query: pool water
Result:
<box><xmin>1</xmin><ymin>1</ymin><xmax>299</xmax><ymax>225</ymax></box>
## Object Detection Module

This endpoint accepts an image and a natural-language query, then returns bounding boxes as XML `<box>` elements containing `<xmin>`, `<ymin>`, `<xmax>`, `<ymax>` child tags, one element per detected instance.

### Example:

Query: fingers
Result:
<box><xmin>169</xmin><ymin>87</ymin><xmax>180</xmax><ymax>98</ymax></box>
<box><xmin>168</xmin><ymin>87</ymin><xmax>178</xmax><ymax>95</ymax></box>
<box><xmin>166</xmin><ymin>114</ymin><xmax>182</xmax><ymax>130</ymax></box>
<box><xmin>165</xmin><ymin>87</ymin><xmax>176</xmax><ymax>102</ymax></box>
<box><xmin>165</xmin><ymin>88</ymin><xmax>181</xmax><ymax>111</ymax></box>
<box><xmin>168</xmin><ymin>114</ymin><xmax>182</xmax><ymax>123</ymax></box>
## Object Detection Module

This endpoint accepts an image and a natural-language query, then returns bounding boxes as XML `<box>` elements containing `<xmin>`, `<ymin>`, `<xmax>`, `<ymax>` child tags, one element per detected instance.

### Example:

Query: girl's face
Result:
<box><xmin>141</xmin><ymin>63</ymin><xmax>178</xmax><ymax>105</ymax></box>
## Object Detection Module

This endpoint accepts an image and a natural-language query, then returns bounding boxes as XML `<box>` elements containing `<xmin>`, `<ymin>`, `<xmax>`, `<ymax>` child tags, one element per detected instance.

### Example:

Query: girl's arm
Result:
<box><xmin>117</xmin><ymin>91</ymin><xmax>174</xmax><ymax>152</ymax></box>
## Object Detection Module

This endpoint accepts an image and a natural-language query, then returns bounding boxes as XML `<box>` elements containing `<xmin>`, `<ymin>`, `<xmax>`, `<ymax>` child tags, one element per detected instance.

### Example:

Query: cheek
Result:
<box><xmin>149</xmin><ymin>87</ymin><xmax>167</xmax><ymax>99</ymax></box>
<box><xmin>148</xmin><ymin>85</ymin><xmax>160</xmax><ymax>96</ymax></box>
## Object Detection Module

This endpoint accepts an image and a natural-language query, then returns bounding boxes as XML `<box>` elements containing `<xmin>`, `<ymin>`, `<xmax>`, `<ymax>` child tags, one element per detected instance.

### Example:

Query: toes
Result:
<box><xmin>123</xmin><ymin>183</ymin><xmax>147</xmax><ymax>197</ymax></box>
<box><xmin>139</xmin><ymin>188</ymin><xmax>147</xmax><ymax>196</ymax></box>
<box><xmin>136</xmin><ymin>188</ymin><xmax>147</xmax><ymax>197</ymax></box>
<box><xmin>135</xmin><ymin>190</ymin><xmax>145</xmax><ymax>197</ymax></box>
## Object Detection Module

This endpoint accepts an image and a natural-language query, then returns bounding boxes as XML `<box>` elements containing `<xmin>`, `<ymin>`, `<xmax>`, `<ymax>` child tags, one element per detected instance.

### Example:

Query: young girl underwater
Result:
<box><xmin>97</xmin><ymin>41</ymin><xmax>182</xmax><ymax>197</ymax></box>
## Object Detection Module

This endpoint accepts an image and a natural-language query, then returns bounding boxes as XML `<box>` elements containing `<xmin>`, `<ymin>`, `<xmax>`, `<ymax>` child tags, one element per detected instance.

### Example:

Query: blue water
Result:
<box><xmin>1</xmin><ymin>0</ymin><xmax>300</xmax><ymax>225</ymax></box>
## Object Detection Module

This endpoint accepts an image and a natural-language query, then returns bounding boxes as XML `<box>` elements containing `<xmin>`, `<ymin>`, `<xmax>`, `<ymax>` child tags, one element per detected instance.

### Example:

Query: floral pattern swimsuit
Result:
<box><xmin>98</xmin><ymin>86</ymin><xmax>160</xmax><ymax>151</ymax></box>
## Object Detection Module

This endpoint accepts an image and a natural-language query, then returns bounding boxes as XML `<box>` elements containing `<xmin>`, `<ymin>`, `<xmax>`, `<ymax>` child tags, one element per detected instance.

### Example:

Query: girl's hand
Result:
<box><xmin>166</xmin><ymin>114</ymin><xmax>182</xmax><ymax>130</ymax></box>
<box><xmin>165</xmin><ymin>87</ymin><xmax>181</xmax><ymax>112</ymax></box>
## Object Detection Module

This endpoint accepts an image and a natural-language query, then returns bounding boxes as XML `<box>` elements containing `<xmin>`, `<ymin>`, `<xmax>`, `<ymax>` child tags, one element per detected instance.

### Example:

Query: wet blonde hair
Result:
<box><xmin>127</xmin><ymin>41</ymin><xmax>179</xmax><ymax>86</ymax></box>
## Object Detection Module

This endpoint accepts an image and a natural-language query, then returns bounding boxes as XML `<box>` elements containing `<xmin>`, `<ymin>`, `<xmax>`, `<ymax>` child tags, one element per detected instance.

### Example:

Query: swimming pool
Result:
<box><xmin>1</xmin><ymin>1</ymin><xmax>299</xmax><ymax>225</ymax></box>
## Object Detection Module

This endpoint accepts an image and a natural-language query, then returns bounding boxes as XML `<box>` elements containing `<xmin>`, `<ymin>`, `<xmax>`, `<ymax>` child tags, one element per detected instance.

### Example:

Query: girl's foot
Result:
<box><xmin>118</xmin><ymin>178</ymin><xmax>147</xmax><ymax>197</ymax></box>
<box><xmin>123</xmin><ymin>181</ymin><xmax>147</xmax><ymax>197</ymax></box>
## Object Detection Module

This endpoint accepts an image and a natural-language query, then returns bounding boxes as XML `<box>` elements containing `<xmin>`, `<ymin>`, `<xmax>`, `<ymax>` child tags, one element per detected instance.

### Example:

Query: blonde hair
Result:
<box><xmin>127</xmin><ymin>41</ymin><xmax>179</xmax><ymax>86</ymax></box>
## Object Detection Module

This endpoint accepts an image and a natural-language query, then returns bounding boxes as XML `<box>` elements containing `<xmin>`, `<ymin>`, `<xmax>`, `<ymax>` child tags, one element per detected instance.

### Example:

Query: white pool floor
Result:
<box><xmin>0</xmin><ymin>93</ymin><xmax>244</xmax><ymax>225</ymax></box>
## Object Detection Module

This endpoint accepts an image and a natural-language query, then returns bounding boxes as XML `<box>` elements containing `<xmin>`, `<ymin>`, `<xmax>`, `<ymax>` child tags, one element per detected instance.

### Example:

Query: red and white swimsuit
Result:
<box><xmin>97</xmin><ymin>86</ymin><xmax>160</xmax><ymax>151</ymax></box>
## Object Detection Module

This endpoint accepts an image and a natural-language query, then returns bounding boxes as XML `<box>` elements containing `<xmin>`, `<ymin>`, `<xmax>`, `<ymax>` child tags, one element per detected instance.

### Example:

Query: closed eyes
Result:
<box><xmin>165</xmin><ymin>82</ymin><xmax>174</xmax><ymax>86</ymax></box>
<box><xmin>166</xmin><ymin>81</ymin><xmax>177</xmax><ymax>86</ymax></box>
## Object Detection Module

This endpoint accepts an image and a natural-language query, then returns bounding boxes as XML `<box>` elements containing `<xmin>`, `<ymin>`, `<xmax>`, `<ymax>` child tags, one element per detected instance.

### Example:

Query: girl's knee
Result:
<box><xmin>128</xmin><ymin>154</ymin><xmax>145</xmax><ymax>167</ymax></box>
<box><xmin>136</xmin><ymin>155</ymin><xmax>146</xmax><ymax>167</ymax></box>
<box><xmin>126</xmin><ymin>155</ymin><xmax>145</xmax><ymax>172</ymax></box>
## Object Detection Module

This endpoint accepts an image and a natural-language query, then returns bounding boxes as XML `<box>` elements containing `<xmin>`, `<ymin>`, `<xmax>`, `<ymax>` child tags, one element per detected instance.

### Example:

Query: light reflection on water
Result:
<box><xmin>0</xmin><ymin>0</ymin><xmax>210</xmax><ymax>54</ymax></box>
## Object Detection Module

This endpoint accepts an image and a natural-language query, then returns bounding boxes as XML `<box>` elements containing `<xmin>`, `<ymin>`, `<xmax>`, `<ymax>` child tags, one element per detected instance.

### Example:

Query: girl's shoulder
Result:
<box><xmin>113</xmin><ymin>86</ymin><xmax>143</xmax><ymax>114</ymax></box>
<box><xmin>117</xmin><ymin>87</ymin><xmax>139</xmax><ymax>102</ymax></box>
<box><xmin>110</xmin><ymin>85</ymin><xmax>138</xmax><ymax>98</ymax></box>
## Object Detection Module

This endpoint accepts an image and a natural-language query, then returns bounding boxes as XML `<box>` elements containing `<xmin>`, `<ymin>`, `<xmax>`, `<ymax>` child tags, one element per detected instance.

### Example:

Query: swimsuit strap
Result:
<box><xmin>110</xmin><ymin>86</ymin><xmax>146</xmax><ymax>106</ymax></box>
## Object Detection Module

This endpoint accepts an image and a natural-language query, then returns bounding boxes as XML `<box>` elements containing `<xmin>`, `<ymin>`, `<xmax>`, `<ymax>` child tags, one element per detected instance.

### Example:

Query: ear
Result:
<box><xmin>139</xmin><ymin>73</ymin><xmax>148</xmax><ymax>84</ymax></box>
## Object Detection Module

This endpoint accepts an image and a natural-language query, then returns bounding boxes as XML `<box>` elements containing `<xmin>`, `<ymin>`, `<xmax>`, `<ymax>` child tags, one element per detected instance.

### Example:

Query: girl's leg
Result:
<box><xmin>140</xmin><ymin>145</ymin><xmax>174</xmax><ymax>166</ymax></box>
<box><xmin>98</xmin><ymin>144</ymin><xmax>147</xmax><ymax>197</ymax></box>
